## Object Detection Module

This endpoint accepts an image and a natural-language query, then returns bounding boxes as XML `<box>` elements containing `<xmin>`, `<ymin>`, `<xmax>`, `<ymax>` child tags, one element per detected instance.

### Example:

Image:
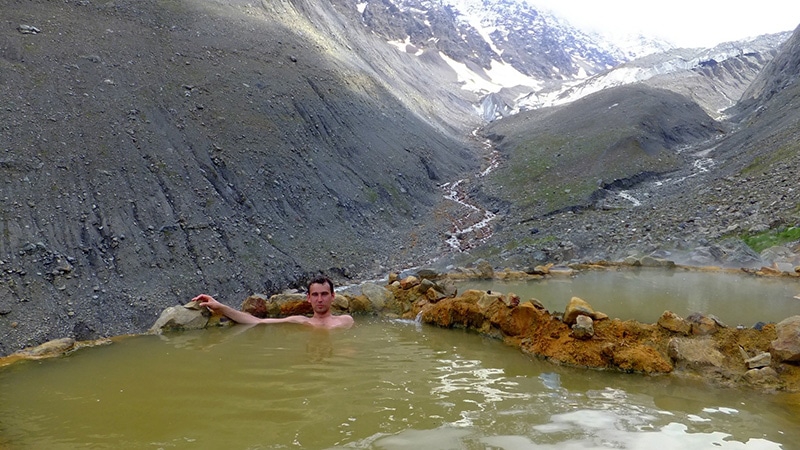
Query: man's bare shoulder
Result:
<box><xmin>335</xmin><ymin>314</ymin><xmax>354</xmax><ymax>328</ymax></box>
<box><xmin>306</xmin><ymin>314</ymin><xmax>354</xmax><ymax>329</ymax></box>
<box><xmin>285</xmin><ymin>315</ymin><xmax>312</xmax><ymax>325</ymax></box>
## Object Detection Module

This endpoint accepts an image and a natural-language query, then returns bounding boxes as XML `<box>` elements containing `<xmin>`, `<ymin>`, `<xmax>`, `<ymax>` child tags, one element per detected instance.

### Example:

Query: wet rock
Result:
<box><xmin>475</xmin><ymin>290</ymin><xmax>504</xmax><ymax>310</ymax></box>
<box><xmin>623</xmin><ymin>255</ymin><xmax>641</xmax><ymax>266</ymax></box>
<box><xmin>399</xmin><ymin>276</ymin><xmax>419</xmax><ymax>290</ymax></box>
<box><xmin>658</xmin><ymin>311</ymin><xmax>691</xmax><ymax>335</ymax></box>
<box><xmin>770</xmin><ymin>315</ymin><xmax>800</xmax><ymax>363</ymax></box>
<box><xmin>415</xmin><ymin>268</ymin><xmax>440</xmax><ymax>280</ymax></box>
<box><xmin>495</xmin><ymin>268</ymin><xmax>530</xmax><ymax>280</ymax></box>
<box><xmin>241</xmin><ymin>294</ymin><xmax>269</xmax><ymax>318</ymax></box>
<box><xmin>422</xmin><ymin>296</ymin><xmax>486</xmax><ymax>329</ymax></box>
<box><xmin>15</xmin><ymin>337</ymin><xmax>75</xmax><ymax>358</ymax></box>
<box><xmin>571</xmin><ymin>315</ymin><xmax>594</xmax><ymax>340</ymax></box>
<box><xmin>548</xmin><ymin>266</ymin><xmax>575</xmax><ymax>276</ymax></box>
<box><xmin>417</xmin><ymin>278</ymin><xmax>436</xmax><ymax>295</ymax></box>
<box><xmin>528</xmin><ymin>263</ymin><xmax>553</xmax><ymax>275</ymax></box>
<box><xmin>668</xmin><ymin>337</ymin><xmax>724</xmax><ymax>370</ymax></box>
<box><xmin>422</xmin><ymin>287</ymin><xmax>439</xmax><ymax>302</ymax></box>
<box><xmin>149</xmin><ymin>305</ymin><xmax>209</xmax><ymax>333</ymax></box>
<box><xmin>773</xmin><ymin>262</ymin><xmax>796</xmax><ymax>273</ymax></box>
<box><xmin>756</xmin><ymin>265</ymin><xmax>785</xmax><ymax>276</ymax></box>
<box><xmin>269</xmin><ymin>293</ymin><xmax>310</xmax><ymax>316</ymax></box>
<box><xmin>563</xmin><ymin>297</ymin><xmax>596</xmax><ymax>325</ymax></box>
<box><xmin>332</xmin><ymin>292</ymin><xmax>350</xmax><ymax>311</ymax></box>
<box><xmin>563</xmin><ymin>296</ymin><xmax>594</xmax><ymax>325</ymax></box>
<box><xmin>500</xmin><ymin>302</ymin><xmax>547</xmax><ymax>336</ymax></box>
<box><xmin>686</xmin><ymin>312</ymin><xmax>724</xmax><ymax>335</ymax></box>
<box><xmin>742</xmin><ymin>366</ymin><xmax>780</xmax><ymax>388</ymax></box>
<box><xmin>718</xmin><ymin>239</ymin><xmax>763</xmax><ymax>268</ymax></box>
<box><xmin>476</xmin><ymin>260</ymin><xmax>494</xmax><ymax>278</ymax></box>
<box><xmin>640</xmin><ymin>255</ymin><xmax>675</xmax><ymax>268</ymax></box>
<box><xmin>361</xmin><ymin>282</ymin><xmax>394</xmax><ymax>312</ymax></box>
<box><xmin>760</xmin><ymin>245</ymin><xmax>795</xmax><ymax>264</ymax></box>
<box><xmin>528</xmin><ymin>298</ymin><xmax>546</xmax><ymax>310</ymax></box>
<box><xmin>436</xmin><ymin>279</ymin><xmax>458</xmax><ymax>298</ymax></box>
<box><xmin>345</xmin><ymin>295</ymin><xmax>373</xmax><ymax>313</ymax></box>
<box><xmin>745</xmin><ymin>352</ymin><xmax>772</xmax><ymax>369</ymax></box>
<box><xmin>686</xmin><ymin>246</ymin><xmax>723</xmax><ymax>266</ymax></box>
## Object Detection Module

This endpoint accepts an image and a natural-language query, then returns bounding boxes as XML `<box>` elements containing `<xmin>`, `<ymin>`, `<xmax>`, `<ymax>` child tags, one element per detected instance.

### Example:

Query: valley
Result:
<box><xmin>0</xmin><ymin>0</ymin><xmax>798</xmax><ymax>356</ymax></box>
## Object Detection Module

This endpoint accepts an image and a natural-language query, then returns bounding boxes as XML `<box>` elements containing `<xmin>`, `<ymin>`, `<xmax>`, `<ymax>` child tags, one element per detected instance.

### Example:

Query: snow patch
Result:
<box><xmin>618</xmin><ymin>191</ymin><xmax>641</xmax><ymax>207</ymax></box>
<box><xmin>387</xmin><ymin>36</ymin><xmax>424</xmax><ymax>56</ymax></box>
<box><xmin>439</xmin><ymin>52</ymin><xmax>541</xmax><ymax>94</ymax></box>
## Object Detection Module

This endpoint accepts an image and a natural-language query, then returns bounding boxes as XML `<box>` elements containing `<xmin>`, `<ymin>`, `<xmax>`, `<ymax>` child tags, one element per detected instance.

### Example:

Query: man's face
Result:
<box><xmin>307</xmin><ymin>282</ymin><xmax>334</xmax><ymax>314</ymax></box>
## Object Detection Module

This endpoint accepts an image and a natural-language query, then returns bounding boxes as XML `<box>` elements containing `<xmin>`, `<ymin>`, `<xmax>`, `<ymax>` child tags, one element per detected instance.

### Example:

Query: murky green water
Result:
<box><xmin>1</xmin><ymin>317</ymin><xmax>798</xmax><ymax>449</ymax></box>
<box><xmin>461</xmin><ymin>269</ymin><xmax>800</xmax><ymax>325</ymax></box>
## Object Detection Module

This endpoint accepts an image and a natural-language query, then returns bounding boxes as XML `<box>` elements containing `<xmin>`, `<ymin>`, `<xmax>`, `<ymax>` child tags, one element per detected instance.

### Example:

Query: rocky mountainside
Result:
<box><xmin>354</xmin><ymin>0</ymin><xmax>628</xmax><ymax>79</ymax></box>
<box><xmin>0</xmin><ymin>0</ymin><xmax>487</xmax><ymax>353</ymax></box>
<box><xmin>0</xmin><ymin>0</ymin><xmax>797</xmax><ymax>356</ymax></box>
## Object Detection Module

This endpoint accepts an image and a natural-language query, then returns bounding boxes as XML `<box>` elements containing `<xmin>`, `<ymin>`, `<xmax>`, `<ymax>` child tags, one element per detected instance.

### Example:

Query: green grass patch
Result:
<box><xmin>364</xmin><ymin>187</ymin><xmax>378</xmax><ymax>203</ymax></box>
<box><xmin>491</xmin><ymin>126</ymin><xmax>680</xmax><ymax>216</ymax></box>
<box><xmin>742</xmin><ymin>143</ymin><xmax>798</xmax><ymax>175</ymax></box>
<box><xmin>742</xmin><ymin>226</ymin><xmax>800</xmax><ymax>253</ymax></box>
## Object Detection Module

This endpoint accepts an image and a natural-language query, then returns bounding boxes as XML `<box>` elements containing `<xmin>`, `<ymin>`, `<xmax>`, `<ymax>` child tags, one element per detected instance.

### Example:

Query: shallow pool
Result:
<box><xmin>1</xmin><ymin>318</ymin><xmax>797</xmax><ymax>449</ymax></box>
<box><xmin>459</xmin><ymin>269</ymin><xmax>800</xmax><ymax>325</ymax></box>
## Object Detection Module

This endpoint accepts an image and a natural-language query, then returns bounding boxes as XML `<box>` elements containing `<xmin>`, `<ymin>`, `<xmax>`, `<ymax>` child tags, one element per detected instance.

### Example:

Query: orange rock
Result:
<box><xmin>280</xmin><ymin>300</ymin><xmax>313</xmax><ymax>316</ymax></box>
<box><xmin>658</xmin><ymin>311</ymin><xmax>691</xmax><ymax>335</ymax></box>
<box><xmin>399</xmin><ymin>276</ymin><xmax>420</xmax><ymax>289</ymax></box>
<box><xmin>241</xmin><ymin>294</ymin><xmax>269</xmax><ymax>318</ymax></box>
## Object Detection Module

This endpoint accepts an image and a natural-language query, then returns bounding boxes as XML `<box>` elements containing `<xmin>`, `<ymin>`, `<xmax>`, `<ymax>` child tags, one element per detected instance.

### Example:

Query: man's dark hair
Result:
<box><xmin>307</xmin><ymin>275</ymin><xmax>334</xmax><ymax>293</ymax></box>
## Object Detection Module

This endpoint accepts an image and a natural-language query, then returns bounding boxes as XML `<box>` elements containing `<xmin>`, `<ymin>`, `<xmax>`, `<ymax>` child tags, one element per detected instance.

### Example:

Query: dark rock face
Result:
<box><xmin>345</xmin><ymin>0</ymin><xmax>625</xmax><ymax>79</ymax></box>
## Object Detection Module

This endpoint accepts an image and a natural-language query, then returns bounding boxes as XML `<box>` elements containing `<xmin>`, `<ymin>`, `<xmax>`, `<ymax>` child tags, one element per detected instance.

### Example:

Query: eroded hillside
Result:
<box><xmin>0</xmin><ymin>0</ymin><xmax>482</xmax><ymax>354</ymax></box>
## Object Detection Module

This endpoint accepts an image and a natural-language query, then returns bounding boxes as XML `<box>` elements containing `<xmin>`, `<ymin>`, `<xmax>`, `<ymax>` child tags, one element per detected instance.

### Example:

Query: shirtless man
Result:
<box><xmin>193</xmin><ymin>275</ymin><xmax>354</xmax><ymax>329</ymax></box>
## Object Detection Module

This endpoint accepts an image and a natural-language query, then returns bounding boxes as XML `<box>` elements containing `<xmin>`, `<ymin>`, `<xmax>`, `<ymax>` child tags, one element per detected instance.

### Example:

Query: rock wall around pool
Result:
<box><xmin>5</xmin><ymin>262</ymin><xmax>800</xmax><ymax>394</ymax></box>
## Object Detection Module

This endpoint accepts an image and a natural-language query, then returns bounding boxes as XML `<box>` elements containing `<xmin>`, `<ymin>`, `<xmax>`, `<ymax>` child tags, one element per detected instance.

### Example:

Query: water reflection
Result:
<box><xmin>0</xmin><ymin>319</ymin><xmax>796</xmax><ymax>449</ymax></box>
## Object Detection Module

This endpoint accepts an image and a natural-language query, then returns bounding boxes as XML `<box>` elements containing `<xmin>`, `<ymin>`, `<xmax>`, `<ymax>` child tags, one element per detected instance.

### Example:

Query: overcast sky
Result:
<box><xmin>528</xmin><ymin>0</ymin><xmax>800</xmax><ymax>47</ymax></box>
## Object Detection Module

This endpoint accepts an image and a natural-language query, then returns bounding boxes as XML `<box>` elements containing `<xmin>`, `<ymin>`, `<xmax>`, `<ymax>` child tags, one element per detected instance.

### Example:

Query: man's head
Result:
<box><xmin>307</xmin><ymin>275</ymin><xmax>334</xmax><ymax>294</ymax></box>
<box><xmin>306</xmin><ymin>275</ymin><xmax>335</xmax><ymax>315</ymax></box>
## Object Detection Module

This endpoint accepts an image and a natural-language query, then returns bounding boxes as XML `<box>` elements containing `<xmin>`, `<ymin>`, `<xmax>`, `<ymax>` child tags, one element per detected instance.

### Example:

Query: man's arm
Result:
<box><xmin>259</xmin><ymin>316</ymin><xmax>310</xmax><ymax>325</ymax></box>
<box><xmin>193</xmin><ymin>294</ymin><xmax>265</xmax><ymax>324</ymax></box>
<box><xmin>194</xmin><ymin>294</ymin><xmax>312</xmax><ymax>325</ymax></box>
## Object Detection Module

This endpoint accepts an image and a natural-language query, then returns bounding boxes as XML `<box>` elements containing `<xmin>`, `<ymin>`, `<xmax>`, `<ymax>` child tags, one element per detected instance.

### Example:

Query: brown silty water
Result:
<box><xmin>1</xmin><ymin>308</ymin><xmax>799</xmax><ymax>448</ymax></box>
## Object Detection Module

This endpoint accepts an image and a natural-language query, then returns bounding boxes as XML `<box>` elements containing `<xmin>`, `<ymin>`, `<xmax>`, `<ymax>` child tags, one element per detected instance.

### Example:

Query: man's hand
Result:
<box><xmin>193</xmin><ymin>294</ymin><xmax>222</xmax><ymax>312</ymax></box>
